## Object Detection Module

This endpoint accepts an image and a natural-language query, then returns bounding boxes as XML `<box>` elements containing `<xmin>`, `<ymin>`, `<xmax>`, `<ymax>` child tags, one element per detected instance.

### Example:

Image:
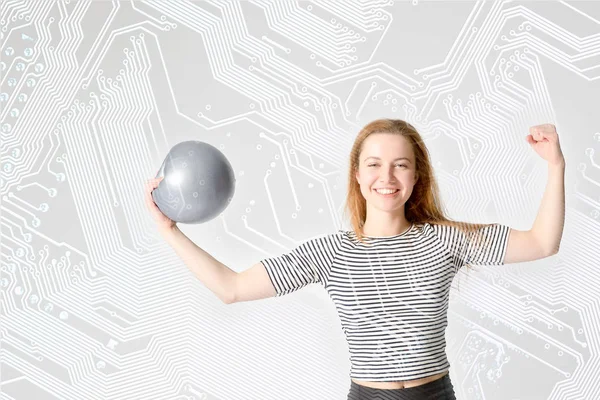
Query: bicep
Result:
<box><xmin>503</xmin><ymin>229</ymin><xmax>549</xmax><ymax>264</ymax></box>
<box><xmin>231</xmin><ymin>262</ymin><xmax>277</xmax><ymax>303</ymax></box>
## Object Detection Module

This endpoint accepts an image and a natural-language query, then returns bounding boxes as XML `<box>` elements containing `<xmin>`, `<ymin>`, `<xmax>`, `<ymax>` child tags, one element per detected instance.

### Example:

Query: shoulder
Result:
<box><xmin>304</xmin><ymin>229</ymin><xmax>345</xmax><ymax>250</ymax></box>
<box><xmin>334</xmin><ymin>229</ymin><xmax>353</xmax><ymax>243</ymax></box>
<box><xmin>412</xmin><ymin>221</ymin><xmax>438</xmax><ymax>234</ymax></box>
<box><xmin>420</xmin><ymin>221</ymin><xmax>460</xmax><ymax>234</ymax></box>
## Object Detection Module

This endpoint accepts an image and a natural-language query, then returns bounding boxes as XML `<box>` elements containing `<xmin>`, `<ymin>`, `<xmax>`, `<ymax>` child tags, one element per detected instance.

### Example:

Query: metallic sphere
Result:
<box><xmin>152</xmin><ymin>141</ymin><xmax>236</xmax><ymax>224</ymax></box>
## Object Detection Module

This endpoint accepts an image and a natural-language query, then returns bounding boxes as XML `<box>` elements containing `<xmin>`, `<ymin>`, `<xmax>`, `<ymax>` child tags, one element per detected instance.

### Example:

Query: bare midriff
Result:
<box><xmin>351</xmin><ymin>370</ymin><xmax>448</xmax><ymax>390</ymax></box>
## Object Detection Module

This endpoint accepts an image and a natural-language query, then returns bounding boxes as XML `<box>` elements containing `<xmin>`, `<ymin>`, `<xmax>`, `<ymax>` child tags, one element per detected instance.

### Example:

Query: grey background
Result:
<box><xmin>1</xmin><ymin>0</ymin><xmax>599</xmax><ymax>399</ymax></box>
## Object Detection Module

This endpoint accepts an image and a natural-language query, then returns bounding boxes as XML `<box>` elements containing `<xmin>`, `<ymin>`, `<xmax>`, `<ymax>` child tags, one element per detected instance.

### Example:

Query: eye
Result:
<box><xmin>367</xmin><ymin>164</ymin><xmax>407</xmax><ymax>168</ymax></box>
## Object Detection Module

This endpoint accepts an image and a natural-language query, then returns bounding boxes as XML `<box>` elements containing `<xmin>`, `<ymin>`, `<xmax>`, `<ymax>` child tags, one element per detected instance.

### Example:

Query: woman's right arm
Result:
<box><xmin>160</xmin><ymin>226</ymin><xmax>238</xmax><ymax>304</ymax></box>
<box><xmin>146</xmin><ymin>178</ymin><xmax>276</xmax><ymax>304</ymax></box>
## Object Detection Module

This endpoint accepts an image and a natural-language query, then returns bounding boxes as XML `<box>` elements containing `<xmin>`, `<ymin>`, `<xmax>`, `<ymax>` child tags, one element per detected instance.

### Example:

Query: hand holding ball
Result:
<box><xmin>148</xmin><ymin>141</ymin><xmax>236</xmax><ymax>225</ymax></box>
<box><xmin>145</xmin><ymin>177</ymin><xmax>176</xmax><ymax>231</ymax></box>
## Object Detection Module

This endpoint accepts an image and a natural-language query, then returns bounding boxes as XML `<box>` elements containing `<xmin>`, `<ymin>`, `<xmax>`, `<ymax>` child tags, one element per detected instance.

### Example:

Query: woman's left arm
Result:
<box><xmin>503</xmin><ymin>125</ymin><xmax>565</xmax><ymax>265</ymax></box>
<box><xmin>527</xmin><ymin>124</ymin><xmax>566</xmax><ymax>256</ymax></box>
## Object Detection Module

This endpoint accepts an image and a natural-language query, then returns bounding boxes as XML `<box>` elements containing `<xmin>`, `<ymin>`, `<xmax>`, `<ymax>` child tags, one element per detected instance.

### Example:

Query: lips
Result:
<box><xmin>373</xmin><ymin>189</ymin><xmax>400</xmax><ymax>197</ymax></box>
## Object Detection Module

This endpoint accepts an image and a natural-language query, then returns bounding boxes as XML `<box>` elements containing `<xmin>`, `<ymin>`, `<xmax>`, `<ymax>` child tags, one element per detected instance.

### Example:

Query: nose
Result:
<box><xmin>379</xmin><ymin>167</ymin><xmax>396</xmax><ymax>183</ymax></box>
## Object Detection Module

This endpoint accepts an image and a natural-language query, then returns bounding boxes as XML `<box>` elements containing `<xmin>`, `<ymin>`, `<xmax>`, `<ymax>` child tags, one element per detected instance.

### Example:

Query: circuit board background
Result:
<box><xmin>1</xmin><ymin>1</ymin><xmax>599</xmax><ymax>399</ymax></box>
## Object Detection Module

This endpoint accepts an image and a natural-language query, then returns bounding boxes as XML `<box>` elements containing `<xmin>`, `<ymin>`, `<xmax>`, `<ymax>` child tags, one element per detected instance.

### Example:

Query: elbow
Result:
<box><xmin>223</xmin><ymin>286</ymin><xmax>237</xmax><ymax>305</ymax></box>
<box><xmin>545</xmin><ymin>244</ymin><xmax>560</xmax><ymax>257</ymax></box>
<box><xmin>221</xmin><ymin>290</ymin><xmax>236</xmax><ymax>305</ymax></box>
<box><xmin>222</xmin><ymin>271</ymin><xmax>238</xmax><ymax>305</ymax></box>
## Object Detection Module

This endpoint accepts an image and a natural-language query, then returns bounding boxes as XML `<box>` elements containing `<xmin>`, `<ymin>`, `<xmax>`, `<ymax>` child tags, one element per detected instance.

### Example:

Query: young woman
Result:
<box><xmin>145</xmin><ymin>119</ymin><xmax>565</xmax><ymax>399</ymax></box>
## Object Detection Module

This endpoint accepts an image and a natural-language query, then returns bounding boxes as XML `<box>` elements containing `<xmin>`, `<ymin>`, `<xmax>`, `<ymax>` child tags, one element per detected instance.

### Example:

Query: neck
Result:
<box><xmin>361</xmin><ymin>221</ymin><xmax>412</xmax><ymax>237</ymax></box>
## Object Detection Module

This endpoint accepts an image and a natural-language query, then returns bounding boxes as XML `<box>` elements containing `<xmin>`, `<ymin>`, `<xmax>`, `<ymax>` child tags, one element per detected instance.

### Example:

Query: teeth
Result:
<box><xmin>376</xmin><ymin>189</ymin><xmax>398</xmax><ymax>194</ymax></box>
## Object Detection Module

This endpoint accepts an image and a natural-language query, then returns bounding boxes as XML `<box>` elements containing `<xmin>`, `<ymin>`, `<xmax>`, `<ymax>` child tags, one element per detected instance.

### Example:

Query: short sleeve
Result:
<box><xmin>260</xmin><ymin>230</ymin><xmax>343</xmax><ymax>297</ymax></box>
<box><xmin>431</xmin><ymin>223</ymin><xmax>511</xmax><ymax>271</ymax></box>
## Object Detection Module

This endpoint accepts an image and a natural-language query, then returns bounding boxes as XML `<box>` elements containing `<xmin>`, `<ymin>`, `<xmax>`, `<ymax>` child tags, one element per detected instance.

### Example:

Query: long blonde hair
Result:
<box><xmin>342</xmin><ymin>118</ymin><xmax>492</xmax><ymax>273</ymax></box>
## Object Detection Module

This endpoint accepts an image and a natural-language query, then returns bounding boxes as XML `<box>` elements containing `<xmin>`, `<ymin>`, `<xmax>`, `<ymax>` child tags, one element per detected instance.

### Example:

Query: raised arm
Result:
<box><xmin>160</xmin><ymin>227</ymin><xmax>238</xmax><ymax>304</ymax></box>
<box><xmin>530</xmin><ymin>161</ymin><xmax>566</xmax><ymax>255</ymax></box>
<box><xmin>145</xmin><ymin>178</ymin><xmax>237</xmax><ymax>304</ymax></box>
<box><xmin>505</xmin><ymin>124</ymin><xmax>565</xmax><ymax>264</ymax></box>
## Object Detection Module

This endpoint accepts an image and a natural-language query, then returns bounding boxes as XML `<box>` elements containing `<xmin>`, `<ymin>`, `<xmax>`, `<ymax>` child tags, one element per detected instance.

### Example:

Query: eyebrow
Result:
<box><xmin>364</xmin><ymin>156</ymin><xmax>411</xmax><ymax>163</ymax></box>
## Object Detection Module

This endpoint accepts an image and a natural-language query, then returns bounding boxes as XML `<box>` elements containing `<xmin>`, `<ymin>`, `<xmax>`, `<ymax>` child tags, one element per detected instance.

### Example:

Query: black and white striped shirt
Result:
<box><xmin>260</xmin><ymin>222</ymin><xmax>511</xmax><ymax>381</ymax></box>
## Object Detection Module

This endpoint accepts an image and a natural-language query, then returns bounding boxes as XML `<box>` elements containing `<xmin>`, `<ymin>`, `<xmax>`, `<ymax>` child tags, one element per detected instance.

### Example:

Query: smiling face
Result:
<box><xmin>355</xmin><ymin>133</ymin><xmax>418</xmax><ymax>215</ymax></box>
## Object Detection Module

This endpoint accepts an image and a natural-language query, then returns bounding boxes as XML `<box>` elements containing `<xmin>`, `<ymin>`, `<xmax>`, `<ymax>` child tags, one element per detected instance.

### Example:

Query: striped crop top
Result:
<box><xmin>260</xmin><ymin>222</ymin><xmax>511</xmax><ymax>381</ymax></box>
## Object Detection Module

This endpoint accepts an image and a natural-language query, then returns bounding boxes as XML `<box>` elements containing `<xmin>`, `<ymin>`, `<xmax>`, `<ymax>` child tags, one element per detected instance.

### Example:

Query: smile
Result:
<box><xmin>374</xmin><ymin>189</ymin><xmax>400</xmax><ymax>197</ymax></box>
